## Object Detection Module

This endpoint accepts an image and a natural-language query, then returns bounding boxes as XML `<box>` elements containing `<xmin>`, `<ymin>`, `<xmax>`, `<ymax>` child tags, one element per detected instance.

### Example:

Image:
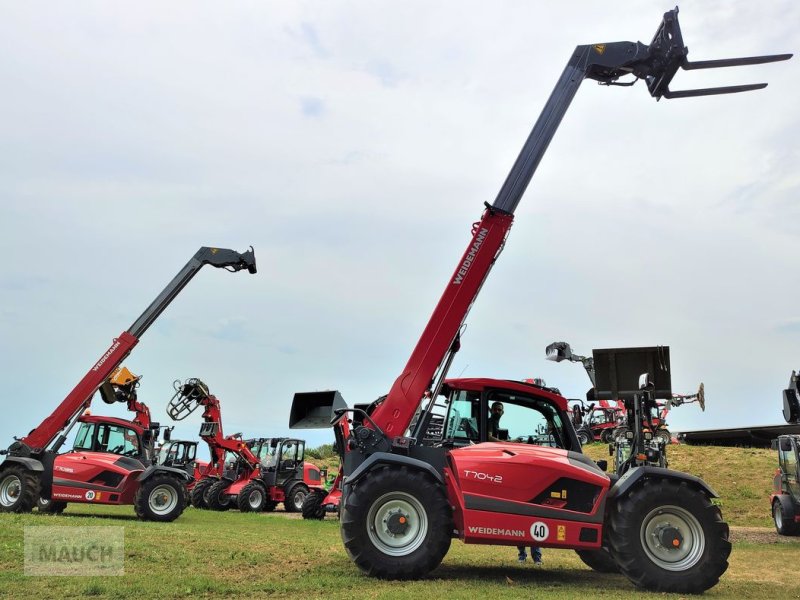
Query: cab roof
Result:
<box><xmin>442</xmin><ymin>377</ymin><xmax>569</xmax><ymax>411</ymax></box>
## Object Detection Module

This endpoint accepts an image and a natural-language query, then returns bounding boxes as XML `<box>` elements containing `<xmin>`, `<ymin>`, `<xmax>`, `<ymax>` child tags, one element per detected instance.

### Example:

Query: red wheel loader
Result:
<box><xmin>289</xmin><ymin>9</ymin><xmax>790</xmax><ymax>594</ymax></box>
<box><xmin>166</xmin><ymin>378</ymin><xmax>322</xmax><ymax>512</ymax></box>
<box><xmin>0</xmin><ymin>247</ymin><xmax>256</xmax><ymax>521</ymax></box>
<box><xmin>771</xmin><ymin>371</ymin><xmax>800</xmax><ymax>535</ymax></box>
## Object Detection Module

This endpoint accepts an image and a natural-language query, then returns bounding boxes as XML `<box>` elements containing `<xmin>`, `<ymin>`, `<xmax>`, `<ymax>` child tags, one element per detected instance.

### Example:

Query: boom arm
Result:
<box><xmin>13</xmin><ymin>246</ymin><xmax>257</xmax><ymax>455</ymax></box>
<box><xmin>368</xmin><ymin>8</ymin><xmax>790</xmax><ymax>437</ymax></box>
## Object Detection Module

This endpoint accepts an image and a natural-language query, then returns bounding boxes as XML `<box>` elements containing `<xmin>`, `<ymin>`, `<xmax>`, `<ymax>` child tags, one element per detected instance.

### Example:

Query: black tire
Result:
<box><xmin>655</xmin><ymin>429</ymin><xmax>671</xmax><ymax>445</ymax></box>
<box><xmin>302</xmin><ymin>489</ymin><xmax>326</xmax><ymax>520</ymax></box>
<box><xmin>285</xmin><ymin>483</ymin><xmax>309</xmax><ymax>513</ymax></box>
<box><xmin>204</xmin><ymin>479</ymin><xmax>233</xmax><ymax>511</ymax></box>
<box><xmin>576</xmin><ymin>547</ymin><xmax>619</xmax><ymax>573</ymax></box>
<box><xmin>340</xmin><ymin>465</ymin><xmax>452</xmax><ymax>579</ymax></box>
<box><xmin>237</xmin><ymin>481</ymin><xmax>267</xmax><ymax>512</ymax></box>
<box><xmin>134</xmin><ymin>475</ymin><xmax>186</xmax><ymax>522</ymax></box>
<box><xmin>608</xmin><ymin>478</ymin><xmax>730</xmax><ymax>594</ymax></box>
<box><xmin>600</xmin><ymin>429</ymin><xmax>614</xmax><ymax>444</ymax></box>
<box><xmin>577</xmin><ymin>430</ymin><xmax>592</xmax><ymax>446</ymax></box>
<box><xmin>773</xmin><ymin>498</ymin><xmax>800</xmax><ymax>536</ymax></box>
<box><xmin>190</xmin><ymin>478</ymin><xmax>214</xmax><ymax>509</ymax></box>
<box><xmin>0</xmin><ymin>465</ymin><xmax>39</xmax><ymax>513</ymax></box>
<box><xmin>37</xmin><ymin>496</ymin><xmax>67</xmax><ymax>514</ymax></box>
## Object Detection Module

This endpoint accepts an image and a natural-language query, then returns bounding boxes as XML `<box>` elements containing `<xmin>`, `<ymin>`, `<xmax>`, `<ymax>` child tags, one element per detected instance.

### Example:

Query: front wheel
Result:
<box><xmin>773</xmin><ymin>498</ymin><xmax>799</xmax><ymax>536</ymax></box>
<box><xmin>190</xmin><ymin>478</ymin><xmax>214</xmax><ymax>509</ymax></box>
<box><xmin>37</xmin><ymin>496</ymin><xmax>67</xmax><ymax>514</ymax></box>
<box><xmin>204</xmin><ymin>479</ymin><xmax>233</xmax><ymax>511</ymax></box>
<box><xmin>608</xmin><ymin>479</ymin><xmax>730</xmax><ymax>594</ymax></box>
<box><xmin>134</xmin><ymin>475</ymin><xmax>186</xmax><ymax>522</ymax></box>
<box><xmin>655</xmin><ymin>428</ymin><xmax>671</xmax><ymax>445</ymax></box>
<box><xmin>0</xmin><ymin>465</ymin><xmax>39</xmax><ymax>513</ymax></box>
<box><xmin>577</xmin><ymin>429</ymin><xmax>592</xmax><ymax>446</ymax></box>
<box><xmin>340</xmin><ymin>465</ymin><xmax>452</xmax><ymax>579</ymax></box>
<box><xmin>302</xmin><ymin>489</ymin><xmax>326</xmax><ymax>520</ymax></box>
<box><xmin>238</xmin><ymin>482</ymin><xmax>267</xmax><ymax>512</ymax></box>
<box><xmin>600</xmin><ymin>429</ymin><xmax>614</xmax><ymax>444</ymax></box>
<box><xmin>285</xmin><ymin>483</ymin><xmax>308</xmax><ymax>513</ymax></box>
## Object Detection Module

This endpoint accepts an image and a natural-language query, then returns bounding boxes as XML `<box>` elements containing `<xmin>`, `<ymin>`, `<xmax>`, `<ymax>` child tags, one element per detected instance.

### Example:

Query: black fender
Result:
<box><xmin>137</xmin><ymin>465</ymin><xmax>191</xmax><ymax>483</ymax></box>
<box><xmin>607</xmin><ymin>465</ymin><xmax>718</xmax><ymax>501</ymax></box>
<box><xmin>344</xmin><ymin>452</ymin><xmax>444</xmax><ymax>488</ymax></box>
<box><xmin>0</xmin><ymin>456</ymin><xmax>45</xmax><ymax>472</ymax></box>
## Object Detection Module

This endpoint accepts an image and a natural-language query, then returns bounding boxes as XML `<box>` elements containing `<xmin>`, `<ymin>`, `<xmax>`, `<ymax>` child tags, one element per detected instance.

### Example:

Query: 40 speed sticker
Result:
<box><xmin>530</xmin><ymin>521</ymin><xmax>549</xmax><ymax>542</ymax></box>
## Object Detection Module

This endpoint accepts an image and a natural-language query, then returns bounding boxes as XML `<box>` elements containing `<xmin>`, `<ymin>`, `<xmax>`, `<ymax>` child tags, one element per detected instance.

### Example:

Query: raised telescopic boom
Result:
<box><xmin>363</xmin><ymin>8</ymin><xmax>791</xmax><ymax>439</ymax></box>
<box><xmin>3</xmin><ymin>246</ymin><xmax>256</xmax><ymax>461</ymax></box>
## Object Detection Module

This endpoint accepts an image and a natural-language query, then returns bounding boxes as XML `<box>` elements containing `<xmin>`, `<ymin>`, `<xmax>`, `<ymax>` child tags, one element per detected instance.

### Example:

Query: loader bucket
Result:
<box><xmin>290</xmin><ymin>391</ymin><xmax>347</xmax><ymax>429</ymax></box>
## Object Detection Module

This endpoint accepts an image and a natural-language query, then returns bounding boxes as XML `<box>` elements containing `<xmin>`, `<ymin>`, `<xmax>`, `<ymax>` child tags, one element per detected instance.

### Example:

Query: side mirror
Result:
<box><xmin>163</xmin><ymin>427</ymin><xmax>172</xmax><ymax>442</ymax></box>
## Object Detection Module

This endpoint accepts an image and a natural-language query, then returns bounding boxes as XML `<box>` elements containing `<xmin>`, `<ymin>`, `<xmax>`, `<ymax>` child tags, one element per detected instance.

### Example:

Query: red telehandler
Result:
<box><xmin>289</xmin><ymin>9</ymin><xmax>790</xmax><ymax>594</ymax></box>
<box><xmin>166</xmin><ymin>378</ymin><xmax>322</xmax><ymax>512</ymax></box>
<box><xmin>0</xmin><ymin>247</ymin><xmax>256</xmax><ymax>520</ymax></box>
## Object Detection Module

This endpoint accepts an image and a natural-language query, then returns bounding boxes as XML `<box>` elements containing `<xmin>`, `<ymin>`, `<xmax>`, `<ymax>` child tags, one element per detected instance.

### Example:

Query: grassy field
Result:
<box><xmin>0</xmin><ymin>444</ymin><xmax>796</xmax><ymax>599</ymax></box>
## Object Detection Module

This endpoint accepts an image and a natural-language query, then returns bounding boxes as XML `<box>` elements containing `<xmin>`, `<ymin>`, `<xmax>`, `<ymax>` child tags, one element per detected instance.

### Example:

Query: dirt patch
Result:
<box><xmin>730</xmin><ymin>526</ymin><xmax>800</xmax><ymax>544</ymax></box>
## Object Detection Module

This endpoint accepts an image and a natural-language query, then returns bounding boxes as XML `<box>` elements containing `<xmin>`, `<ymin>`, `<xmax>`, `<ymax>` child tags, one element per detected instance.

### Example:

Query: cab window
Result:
<box><xmin>96</xmin><ymin>424</ymin><xmax>140</xmax><ymax>456</ymax></box>
<box><xmin>443</xmin><ymin>390</ymin><xmax>481</xmax><ymax>444</ymax></box>
<box><xmin>486</xmin><ymin>391</ymin><xmax>570</xmax><ymax>450</ymax></box>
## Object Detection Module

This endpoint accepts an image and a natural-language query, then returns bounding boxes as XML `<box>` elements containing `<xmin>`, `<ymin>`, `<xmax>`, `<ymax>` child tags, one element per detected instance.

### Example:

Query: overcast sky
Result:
<box><xmin>1</xmin><ymin>1</ymin><xmax>798</xmax><ymax>455</ymax></box>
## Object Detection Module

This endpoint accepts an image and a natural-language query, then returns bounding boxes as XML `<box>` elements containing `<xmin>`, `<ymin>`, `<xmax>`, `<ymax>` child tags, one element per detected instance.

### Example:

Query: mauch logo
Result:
<box><xmin>453</xmin><ymin>228</ymin><xmax>489</xmax><ymax>284</ymax></box>
<box><xmin>24</xmin><ymin>526</ymin><xmax>125</xmax><ymax>576</ymax></box>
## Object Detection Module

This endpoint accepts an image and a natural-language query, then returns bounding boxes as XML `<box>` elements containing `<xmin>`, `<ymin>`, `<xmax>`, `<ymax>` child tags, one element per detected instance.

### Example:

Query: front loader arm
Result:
<box><xmin>10</xmin><ymin>246</ymin><xmax>256</xmax><ymax>457</ymax></box>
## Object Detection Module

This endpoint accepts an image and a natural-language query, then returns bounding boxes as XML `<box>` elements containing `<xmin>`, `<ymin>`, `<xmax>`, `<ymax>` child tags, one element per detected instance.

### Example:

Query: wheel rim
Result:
<box><xmin>640</xmin><ymin>505</ymin><xmax>705</xmax><ymax>571</ymax></box>
<box><xmin>0</xmin><ymin>475</ymin><xmax>22</xmax><ymax>508</ymax></box>
<box><xmin>249</xmin><ymin>489</ymin><xmax>263</xmax><ymax>509</ymax></box>
<box><xmin>293</xmin><ymin>490</ymin><xmax>306</xmax><ymax>510</ymax></box>
<box><xmin>149</xmin><ymin>484</ymin><xmax>179</xmax><ymax>515</ymax></box>
<box><xmin>774</xmin><ymin>502</ymin><xmax>783</xmax><ymax>529</ymax></box>
<box><xmin>366</xmin><ymin>491</ymin><xmax>428</xmax><ymax>557</ymax></box>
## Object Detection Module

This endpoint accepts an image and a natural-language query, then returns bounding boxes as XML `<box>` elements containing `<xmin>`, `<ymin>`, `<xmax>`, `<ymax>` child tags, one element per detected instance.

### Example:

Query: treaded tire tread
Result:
<box><xmin>773</xmin><ymin>498</ymin><xmax>800</xmax><ymax>536</ymax></box>
<box><xmin>134</xmin><ymin>475</ymin><xmax>186</xmax><ymax>522</ymax></box>
<box><xmin>204</xmin><ymin>479</ymin><xmax>233</xmax><ymax>511</ymax></box>
<box><xmin>237</xmin><ymin>481</ymin><xmax>267</xmax><ymax>512</ymax></box>
<box><xmin>575</xmin><ymin>547</ymin><xmax>620</xmax><ymax>573</ymax></box>
<box><xmin>285</xmin><ymin>483</ymin><xmax>308</xmax><ymax>513</ymax></box>
<box><xmin>340</xmin><ymin>465</ymin><xmax>452</xmax><ymax>580</ymax></box>
<box><xmin>190</xmin><ymin>478</ymin><xmax>214</xmax><ymax>509</ymax></box>
<box><xmin>0</xmin><ymin>466</ymin><xmax>39</xmax><ymax>513</ymax></box>
<box><xmin>302</xmin><ymin>489</ymin><xmax>326</xmax><ymax>520</ymax></box>
<box><xmin>608</xmin><ymin>478</ymin><xmax>730</xmax><ymax>594</ymax></box>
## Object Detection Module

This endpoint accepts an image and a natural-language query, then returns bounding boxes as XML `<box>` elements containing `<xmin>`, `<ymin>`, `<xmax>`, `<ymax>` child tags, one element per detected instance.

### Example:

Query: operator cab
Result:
<box><xmin>155</xmin><ymin>440</ymin><xmax>197</xmax><ymax>475</ymax></box>
<box><xmin>415</xmin><ymin>378</ymin><xmax>579</xmax><ymax>452</ymax></box>
<box><xmin>254</xmin><ymin>438</ymin><xmax>306</xmax><ymax>481</ymax></box>
<box><xmin>72</xmin><ymin>416</ymin><xmax>149</xmax><ymax>463</ymax></box>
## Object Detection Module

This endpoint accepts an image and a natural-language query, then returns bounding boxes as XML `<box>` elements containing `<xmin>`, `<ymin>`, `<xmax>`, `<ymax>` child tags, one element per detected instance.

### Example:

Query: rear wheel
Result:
<box><xmin>773</xmin><ymin>498</ymin><xmax>799</xmax><ymax>536</ymax></box>
<box><xmin>0</xmin><ymin>465</ymin><xmax>39</xmax><ymax>513</ymax></box>
<box><xmin>655</xmin><ymin>429</ymin><xmax>671</xmax><ymax>445</ymax></box>
<box><xmin>575</xmin><ymin>547</ymin><xmax>619</xmax><ymax>573</ymax></box>
<box><xmin>285</xmin><ymin>483</ymin><xmax>308</xmax><ymax>512</ymax></box>
<box><xmin>340</xmin><ymin>466</ymin><xmax>452</xmax><ymax>579</ymax></box>
<box><xmin>204</xmin><ymin>479</ymin><xmax>233</xmax><ymax>511</ymax></box>
<box><xmin>302</xmin><ymin>489</ymin><xmax>326</xmax><ymax>520</ymax></box>
<box><xmin>600</xmin><ymin>429</ymin><xmax>614</xmax><ymax>444</ymax></box>
<box><xmin>608</xmin><ymin>478</ymin><xmax>730</xmax><ymax>594</ymax></box>
<box><xmin>577</xmin><ymin>429</ymin><xmax>592</xmax><ymax>446</ymax></box>
<box><xmin>37</xmin><ymin>496</ymin><xmax>67</xmax><ymax>514</ymax></box>
<box><xmin>238</xmin><ymin>482</ymin><xmax>267</xmax><ymax>512</ymax></box>
<box><xmin>190</xmin><ymin>478</ymin><xmax>214</xmax><ymax>509</ymax></box>
<box><xmin>134</xmin><ymin>475</ymin><xmax>185</xmax><ymax>522</ymax></box>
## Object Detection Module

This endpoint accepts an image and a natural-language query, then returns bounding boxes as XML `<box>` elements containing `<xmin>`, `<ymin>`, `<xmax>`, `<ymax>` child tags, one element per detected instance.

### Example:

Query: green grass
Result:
<box><xmin>0</xmin><ymin>444</ymin><xmax>795</xmax><ymax>599</ymax></box>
